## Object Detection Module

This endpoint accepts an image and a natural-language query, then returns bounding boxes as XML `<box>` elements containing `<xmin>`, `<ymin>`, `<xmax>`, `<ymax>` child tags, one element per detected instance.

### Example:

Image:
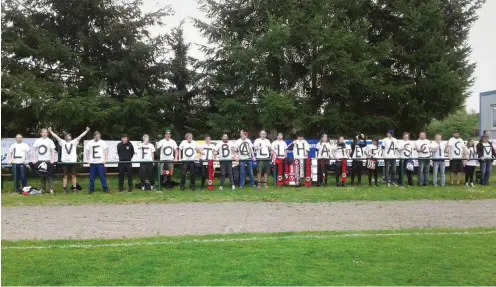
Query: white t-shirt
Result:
<box><xmin>382</xmin><ymin>137</ymin><xmax>398</xmax><ymax>158</ymax></box>
<box><xmin>156</xmin><ymin>139</ymin><xmax>178</xmax><ymax>161</ymax></box>
<box><xmin>333</xmin><ymin>144</ymin><xmax>350</xmax><ymax>160</ymax></box>
<box><xmin>216</xmin><ymin>141</ymin><xmax>235</xmax><ymax>161</ymax></box>
<box><xmin>179</xmin><ymin>140</ymin><xmax>197</xmax><ymax>161</ymax></box>
<box><xmin>415</xmin><ymin>139</ymin><xmax>431</xmax><ymax>158</ymax></box>
<box><xmin>85</xmin><ymin>140</ymin><xmax>108</xmax><ymax>164</ymax></box>
<box><xmin>138</xmin><ymin>142</ymin><xmax>155</xmax><ymax>161</ymax></box>
<box><xmin>482</xmin><ymin>142</ymin><xmax>494</xmax><ymax>159</ymax></box>
<box><xmin>316</xmin><ymin>142</ymin><xmax>332</xmax><ymax>159</ymax></box>
<box><xmin>365</xmin><ymin>145</ymin><xmax>381</xmax><ymax>158</ymax></box>
<box><xmin>271</xmin><ymin>140</ymin><xmax>288</xmax><ymax>159</ymax></box>
<box><xmin>398</xmin><ymin>140</ymin><xmax>413</xmax><ymax>159</ymax></box>
<box><xmin>292</xmin><ymin>140</ymin><xmax>310</xmax><ymax>159</ymax></box>
<box><xmin>199</xmin><ymin>143</ymin><xmax>215</xmax><ymax>161</ymax></box>
<box><xmin>253</xmin><ymin>138</ymin><xmax>272</xmax><ymax>160</ymax></box>
<box><xmin>430</xmin><ymin>141</ymin><xmax>447</xmax><ymax>160</ymax></box>
<box><xmin>8</xmin><ymin>143</ymin><xmax>30</xmax><ymax>164</ymax></box>
<box><xmin>235</xmin><ymin>138</ymin><xmax>253</xmax><ymax>160</ymax></box>
<box><xmin>465</xmin><ymin>146</ymin><xmax>478</xmax><ymax>166</ymax></box>
<box><xmin>59</xmin><ymin>140</ymin><xmax>79</xmax><ymax>162</ymax></box>
<box><xmin>448</xmin><ymin>137</ymin><xmax>465</xmax><ymax>159</ymax></box>
<box><xmin>33</xmin><ymin>138</ymin><xmax>56</xmax><ymax>161</ymax></box>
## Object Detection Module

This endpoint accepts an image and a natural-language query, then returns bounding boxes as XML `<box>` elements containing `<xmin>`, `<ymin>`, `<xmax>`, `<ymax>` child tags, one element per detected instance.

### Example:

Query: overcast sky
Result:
<box><xmin>144</xmin><ymin>0</ymin><xmax>496</xmax><ymax>112</ymax></box>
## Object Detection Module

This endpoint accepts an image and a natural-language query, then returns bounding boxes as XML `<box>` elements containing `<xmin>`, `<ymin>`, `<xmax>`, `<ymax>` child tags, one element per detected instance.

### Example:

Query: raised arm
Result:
<box><xmin>48</xmin><ymin>127</ymin><xmax>62</xmax><ymax>143</ymax></box>
<box><xmin>75</xmin><ymin>127</ymin><xmax>90</xmax><ymax>142</ymax></box>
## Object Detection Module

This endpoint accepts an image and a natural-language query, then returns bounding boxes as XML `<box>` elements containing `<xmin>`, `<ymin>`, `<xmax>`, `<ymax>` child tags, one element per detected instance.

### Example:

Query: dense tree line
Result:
<box><xmin>1</xmin><ymin>0</ymin><xmax>484</xmax><ymax>140</ymax></box>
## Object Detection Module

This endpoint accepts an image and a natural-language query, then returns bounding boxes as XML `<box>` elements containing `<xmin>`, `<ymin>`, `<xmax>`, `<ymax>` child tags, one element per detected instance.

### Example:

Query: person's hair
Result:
<box><xmin>40</xmin><ymin>128</ymin><xmax>47</xmax><ymax>133</ymax></box>
<box><xmin>222</xmin><ymin>133</ymin><xmax>228</xmax><ymax>137</ymax></box>
<box><xmin>277</xmin><ymin>132</ymin><xmax>283</xmax><ymax>137</ymax></box>
<box><xmin>185</xmin><ymin>133</ymin><xmax>192</xmax><ymax>138</ymax></box>
<box><xmin>94</xmin><ymin>131</ymin><xmax>101</xmax><ymax>137</ymax></box>
<box><xmin>143</xmin><ymin>134</ymin><xmax>149</xmax><ymax>140</ymax></box>
<box><xmin>260</xmin><ymin>130</ymin><xmax>266</xmax><ymax>134</ymax></box>
<box><xmin>204</xmin><ymin>134</ymin><xmax>211</xmax><ymax>139</ymax></box>
<box><xmin>483</xmin><ymin>130</ymin><xmax>488</xmax><ymax>134</ymax></box>
<box><xmin>403</xmin><ymin>132</ymin><xmax>409</xmax><ymax>136</ymax></box>
<box><xmin>467</xmin><ymin>138</ymin><xmax>474</xmax><ymax>146</ymax></box>
<box><xmin>372</xmin><ymin>138</ymin><xmax>379</xmax><ymax>144</ymax></box>
<box><xmin>65</xmin><ymin>133</ymin><xmax>72</xmax><ymax>138</ymax></box>
<box><xmin>296</xmin><ymin>132</ymin><xmax>303</xmax><ymax>138</ymax></box>
<box><xmin>16</xmin><ymin>134</ymin><xmax>22</xmax><ymax>137</ymax></box>
<box><xmin>121</xmin><ymin>134</ymin><xmax>128</xmax><ymax>138</ymax></box>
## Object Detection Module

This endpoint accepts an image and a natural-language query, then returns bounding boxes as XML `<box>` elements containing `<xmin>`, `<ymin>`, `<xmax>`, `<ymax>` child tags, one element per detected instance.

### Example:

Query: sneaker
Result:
<box><xmin>128</xmin><ymin>188</ymin><xmax>132</xmax><ymax>192</ymax></box>
<box><xmin>470</xmin><ymin>183</ymin><xmax>475</xmax><ymax>187</ymax></box>
<box><xmin>180</xmin><ymin>186</ymin><xmax>185</xmax><ymax>190</ymax></box>
<box><xmin>71</xmin><ymin>186</ymin><xmax>77</xmax><ymax>194</ymax></box>
<box><xmin>142</xmin><ymin>185</ymin><xmax>145</xmax><ymax>191</ymax></box>
<box><xmin>465</xmin><ymin>182</ymin><xmax>469</xmax><ymax>187</ymax></box>
<box><xmin>240</xmin><ymin>186</ymin><xmax>244</xmax><ymax>189</ymax></box>
<box><xmin>387</xmin><ymin>183</ymin><xmax>391</xmax><ymax>187</ymax></box>
<box><xmin>119</xmin><ymin>189</ymin><xmax>124</xmax><ymax>193</ymax></box>
<box><xmin>88</xmin><ymin>190</ymin><xmax>94</xmax><ymax>194</ymax></box>
<box><xmin>263</xmin><ymin>183</ymin><xmax>268</xmax><ymax>188</ymax></box>
<box><xmin>252</xmin><ymin>185</ymin><xmax>257</xmax><ymax>188</ymax></box>
<box><xmin>232</xmin><ymin>185</ymin><xmax>236</xmax><ymax>190</ymax></box>
<box><xmin>392</xmin><ymin>182</ymin><xmax>398</xmax><ymax>187</ymax></box>
<box><xmin>103</xmin><ymin>189</ymin><xmax>109</xmax><ymax>193</ymax></box>
<box><xmin>191</xmin><ymin>186</ymin><xmax>196</xmax><ymax>191</ymax></box>
<box><xmin>49</xmin><ymin>189</ymin><xmax>54</xmax><ymax>194</ymax></box>
<box><xmin>257</xmin><ymin>183</ymin><xmax>261</xmax><ymax>189</ymax></box>
<box><xmin>219</xmin><ymin>186</ymin><xmax>224</xmax><ymax>191</ymax></box>
<box><xmin>63</xmin><ymin>187</ymin><xmax>67</xmax><ymax>194</ymax></box>
<box><xmin>150</xmin><ymin>185</ymin><xmax>154</xmax><ymax>190</ymax></box>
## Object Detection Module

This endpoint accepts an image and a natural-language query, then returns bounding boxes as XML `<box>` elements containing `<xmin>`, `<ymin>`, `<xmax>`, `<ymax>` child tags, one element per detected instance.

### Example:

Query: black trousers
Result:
<box><xmin>118</xmin><ymin>163</ymin><xmax>133</xmax><ymax>190</ymax></box>
<box><xmin>232</xmin><ymin>165</ymin><xmax>240</xmax><ymax>186</ymax></box>
<box><xmin>200</xmin><ymin>162</ymin><xmax>209</xmax><ymax>187</ymax></box>
<box><xmin>180</xmin><ymin>162</ymin><xmax>196</xmax><ymax>188</ymax></box>
<box><xmin>351</xmin><ymin>160</ymin><xmax>363</xmax><ymax>184</ymax></box>
<box><xmin>399</xmin><ymin>159</ymin><xmax>413</xmax><ymax>186</ymax></box>
<box><xmin>335</xmin><ymin>160</ymin><xmax>343</xmax><ymax>184</ymax></box>
<box><xmin>465</xmin><ymin>166</ymin><xmax>475</xmax><ymax>183</ymax></box>
<box><xmin>219</xmin><ymin>161</ymin><xmax>234</xmax><ymax>187</ymax></box>
<box><xmin>139</xmin><ymin>162</ymin><xmax>154</xmax><ymax>185</ymax></box>
<box><xmin>368</xmin><ymin>168</ymin><xmax>378</xmax><ymax>184</ymax></box>
<box><xmin>317</xmin><ymin>159</ymin><xmax>329</xmax><ymax>185</ymax></box>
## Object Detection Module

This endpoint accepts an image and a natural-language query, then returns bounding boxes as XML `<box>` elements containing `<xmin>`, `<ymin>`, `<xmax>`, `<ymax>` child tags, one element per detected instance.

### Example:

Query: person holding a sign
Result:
<box><xmin>214</xmin><ymin>134</ymin><xmax>236</xmax><ymax>190</ymax></box>
<box><xmin>179</xmin><ymin>133</ymin><xmax>197</xmax><ymax>190</ymax></box>
<box><xmin>236</xmin><ymin>130</ymin><xmax>255</xmax><ymax>188</ymax></box>
<box><xmin>156</xmin><ymin>129</ymin><xmax>178</xmax><ymax>189</ymax></box>
<box><xmin>291</xmin><ymin>133</ymin><xmax>310</xmax><ymax>186</ymax></box>
<box><xmin>477</xmin><ymin>135</ymin><xmax>495</xmax><ymax>185</ymax></box>
<box><xmin>350</xmin><ymin>133</ymin><xmax>367</xmax><ymax>185</ymax></box>
<box><xmin>7</xmin><ymin>134</ymin><xmax>31</xmax><ymax>191</ymax></box>
<box><xmin>448</xmin><ymin>130</ymin><xmax>465</xmax><ymax>185</ymax></box>
<box><xmin>415</xmin><ymin>131</ymin><xmax>431</xmax><ymax>186</ymax></box>
<box><xmin>32</xmin><ymin>128</ymin><xmax>56</xmax><ymax>194</ymax></box>
<box><xmin>254</xmin><ymin>130</ymin><xmax>272</xmax><ymax>188</ymax></box>
<box><xmin>430</xmin><ymin>134</ymin><xmax>447</xmax><ymax>187</ymax></box>
<box><xmin>382</xmin><ymin>130</ymin><xmax>398</xmax><ymax>187</ymax></box>
<box><xmin>48</xmin><ymin>127</ymin><xmax>90</xmax><ymax>193</ymax></box>
<box><xmin>464</xmin><ymin>138</ymin><xmax>478</xmax><ymax>187</ymax></box>
<box><xmin>117</xmin><ymin>134</ymin><xmax>135</xmax><ymax>192</ymax></box>
<box><xmin>398</xmin><ymin>132</ymin><xmax>414</xmax><ymax>186</ymax></box>
<box><xmin>85</xmin><ymin>131</ymin><xmax>109</xmax><ymax>193</ymax></box>
<box><xmin>365</xmin><ymin>138</ymin><xmax>381</xmax><ymax>186</ymax></box>
<box><xmin>198</xmin><ymin>135</ymin><xmax>215</xmax><ymax>189</ymax></box>
<box><xmin>138</xmin><ymin>134</ymin><xmax>156</xmax><ymax>190</ymax></box>
<box><xmin>316</xmin><ymin>134</ymin><xmax>332</xmax><ymax>186</ymax></box>
<box><xmin>332</xmin><ymin>136</ymin><xmax>350</xmax><ymax>187</ymax></box>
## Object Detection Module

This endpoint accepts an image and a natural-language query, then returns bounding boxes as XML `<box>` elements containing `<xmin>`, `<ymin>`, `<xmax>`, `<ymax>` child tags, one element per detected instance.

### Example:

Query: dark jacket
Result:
<box><xmin>117</xmin><ymin>142</ymin><xmax>135</xmax><ymax>161</ymax></box>
<box><xmin>476</xmin><ymin>140</ymin><xmax>496</xmax><ymax>162</ymax></box>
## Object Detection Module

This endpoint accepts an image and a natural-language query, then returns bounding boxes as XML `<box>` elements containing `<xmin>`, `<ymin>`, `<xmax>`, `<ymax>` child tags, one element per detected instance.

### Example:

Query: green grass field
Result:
<box><xmin>2</xmin><ymin>175</ymin><xmax>496</xmax><ymax>207</ymax></box>
<box><xmin>2</xmin><ymin>228</ymin><xmax>495</xmax><ymax>286</ymax></box>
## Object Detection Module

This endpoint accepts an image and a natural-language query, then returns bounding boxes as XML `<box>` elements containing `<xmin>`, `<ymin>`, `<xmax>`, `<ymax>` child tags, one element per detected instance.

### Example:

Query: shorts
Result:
<box><xmin>257</xmin><ymin>160</ymin><xmax>270</xmax><ymax>174</ymax></box>
<box><xmin>62</xmin><ymin>165</ymin><xmax>77</xmax><ymax>176</ymax></box>
<box><xmin>450</xmin><ymin>160</ymin><xmax>463</xmax><ymax>173</ymax></box>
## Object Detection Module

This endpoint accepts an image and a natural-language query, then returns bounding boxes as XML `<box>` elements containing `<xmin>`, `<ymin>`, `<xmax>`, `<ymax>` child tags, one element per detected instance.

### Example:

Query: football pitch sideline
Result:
<box><xmin>2</xmin><ymin>228</ymin><xmax>495</xmax><ymax>286</ymax></box>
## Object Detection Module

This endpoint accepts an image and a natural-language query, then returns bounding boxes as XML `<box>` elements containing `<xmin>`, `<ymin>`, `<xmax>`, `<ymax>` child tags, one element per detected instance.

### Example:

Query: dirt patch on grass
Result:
<box><xmin>2</xmin><ymin>200</ymin><xmax>496</xmax><ymax>240</ymax></box>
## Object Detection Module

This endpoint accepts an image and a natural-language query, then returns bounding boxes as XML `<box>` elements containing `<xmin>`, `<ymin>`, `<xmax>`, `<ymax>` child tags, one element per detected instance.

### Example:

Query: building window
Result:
<box><xmin>493</xmin><ymin>105</ymin><xmax>496</xmax><ymax>128</ymax></box>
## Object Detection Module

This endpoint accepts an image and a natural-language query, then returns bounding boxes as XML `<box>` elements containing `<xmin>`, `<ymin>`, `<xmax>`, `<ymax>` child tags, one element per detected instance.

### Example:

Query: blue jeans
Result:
<box><xmin>13</xmin><ymin>164</ymin><xmax>27</xmax><ymax>189</ymax></box>
<box><xmin>89</xmin><ymin>164</ymin><xmax>108</xmax><ymax>191</ymax></box>
<box><xmin>239</xmin><ymin>160</ymin><xmax>254</xmax><ymax>187</ymax></box>
<box><xmin>418</xmin><ymin>159</ymin><xmax>430</xmax><ymax>186</ymax></box>
<box><xmin>480</xmin><ymin>160</ymin><xmax>492</xmax><ymax>185</ymax></box>
<box><xmin>432</xmin><ymin>161</ymin><xmax>445</xmax><ymax>186</ymax></box>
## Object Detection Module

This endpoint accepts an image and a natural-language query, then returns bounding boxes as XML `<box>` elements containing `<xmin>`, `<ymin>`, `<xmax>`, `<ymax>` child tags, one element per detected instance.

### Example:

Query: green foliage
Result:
<box><xmin>196</xmin><ymin>0</ymin><xmax>484</xmax><ymax>137</ymax></box>
<box><xmin>425</xmin><ymin>109</ymin><xmax>479</xmax><ymax>139</ymax></box>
